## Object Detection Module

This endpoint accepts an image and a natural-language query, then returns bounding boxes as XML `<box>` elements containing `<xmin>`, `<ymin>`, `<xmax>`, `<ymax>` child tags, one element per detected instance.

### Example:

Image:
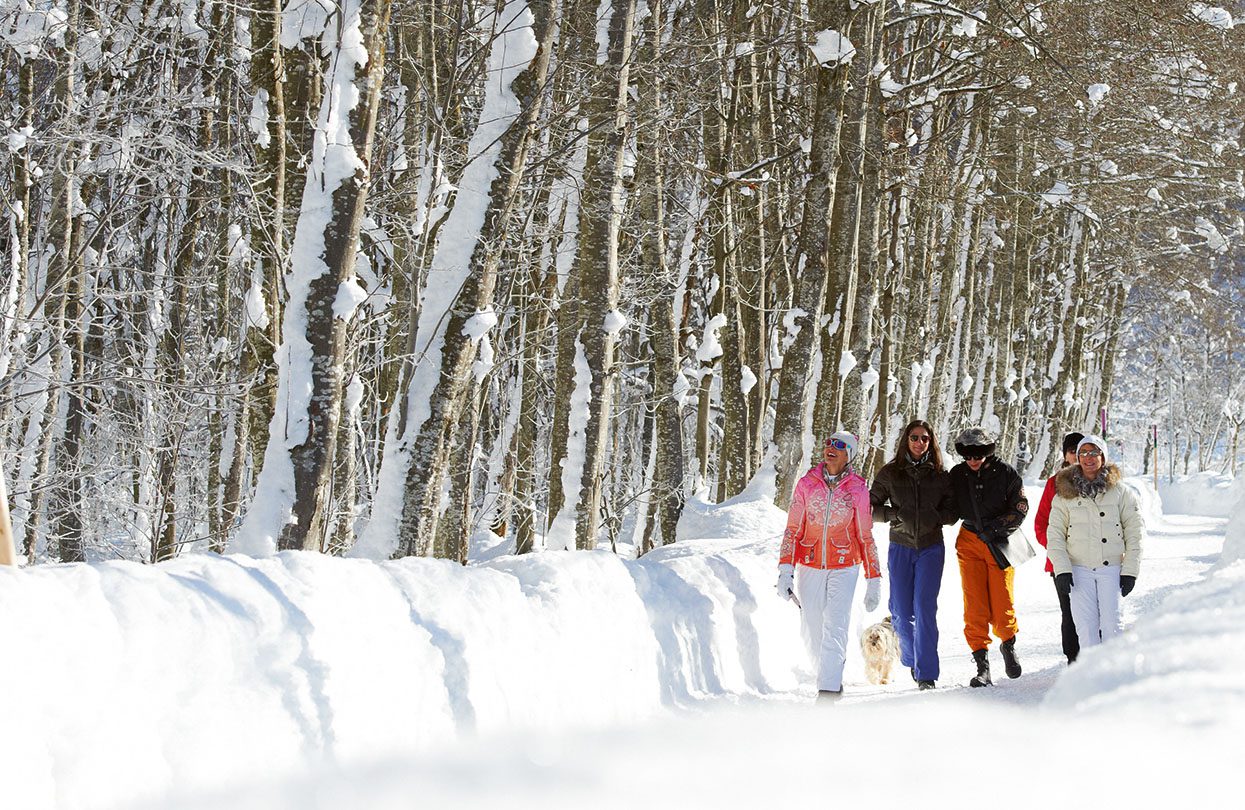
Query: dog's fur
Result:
<box><xmin>860</xmin><ymin>616</ymin><xmax>901</xmax><ymax>685</ymax></box>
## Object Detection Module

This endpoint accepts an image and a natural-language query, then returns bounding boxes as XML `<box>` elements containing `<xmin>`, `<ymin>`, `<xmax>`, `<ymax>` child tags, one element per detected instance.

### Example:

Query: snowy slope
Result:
<box><xmin>1</xmin><ymin>475</ymin><xmax>1240</xmax><ymax>810</ymax></box>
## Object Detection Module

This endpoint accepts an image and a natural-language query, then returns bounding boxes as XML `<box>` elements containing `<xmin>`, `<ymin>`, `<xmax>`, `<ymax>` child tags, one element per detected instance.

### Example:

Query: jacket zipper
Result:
<box><xmin>914</xmin><ymin>467</ymin><xmax>922</xmax><ymax>545</ymax></box>
<box><xmin>821</xmin><ymin>472</ymin><xmax>831</xmax><ymax>568</ymax></box>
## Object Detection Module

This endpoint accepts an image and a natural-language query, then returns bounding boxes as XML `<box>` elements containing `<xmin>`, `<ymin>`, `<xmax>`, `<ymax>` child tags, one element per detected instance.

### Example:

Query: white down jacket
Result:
<box><xmin>1046</xmin><ymin>464</ymin><xmax>1143</xmax><ymax>578</ymax></box>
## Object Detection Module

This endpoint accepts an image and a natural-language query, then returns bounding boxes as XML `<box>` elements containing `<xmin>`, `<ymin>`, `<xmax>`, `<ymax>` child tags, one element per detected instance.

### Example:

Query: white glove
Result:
<box><xmin>776</xmin><ymin>564</ymin><xmax>795</xmax><ymax>601</ymax></box>
<box><xmin>864</xmin><ymin>577</ymin><xmax>881</xmax><ymax>612</ymax></box>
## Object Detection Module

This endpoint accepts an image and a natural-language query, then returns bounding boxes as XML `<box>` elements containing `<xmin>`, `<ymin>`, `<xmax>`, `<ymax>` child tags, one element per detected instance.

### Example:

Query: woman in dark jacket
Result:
<box><xmin>869</xmin><ymin>420</ymin><xmax>955</xmax><ymax>690</ymax></box>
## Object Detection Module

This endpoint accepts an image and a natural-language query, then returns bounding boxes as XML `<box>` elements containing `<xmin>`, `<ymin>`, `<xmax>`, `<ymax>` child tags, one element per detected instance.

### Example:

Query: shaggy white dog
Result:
<box><xmin>860</xmin><ymin>616</ymin><xmax>901</xmax><ymax>685</ymax></box>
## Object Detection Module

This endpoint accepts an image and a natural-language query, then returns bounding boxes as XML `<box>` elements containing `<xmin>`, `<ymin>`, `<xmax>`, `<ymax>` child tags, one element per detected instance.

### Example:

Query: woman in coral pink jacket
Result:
<box><xmin>776</xmin><ymin>431</ymin><xmax>882</xmax><ymax>701</ymax></box>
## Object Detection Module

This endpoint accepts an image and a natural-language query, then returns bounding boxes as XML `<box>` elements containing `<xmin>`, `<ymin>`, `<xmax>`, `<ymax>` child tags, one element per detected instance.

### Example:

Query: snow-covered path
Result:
<box><xmin>3</xmin><ymin>477</ymin><xmax>1241</xmax><ymax>810</ymax></box>
<box><xmin>135</xmin><ymin>506</ymin><xmax>1237</xmax><ymax>810</ymax></box>
<box><xmin>836</xmin><ymin>495</ymin><xmax>1227</xmax><ymax>707</ymax></box>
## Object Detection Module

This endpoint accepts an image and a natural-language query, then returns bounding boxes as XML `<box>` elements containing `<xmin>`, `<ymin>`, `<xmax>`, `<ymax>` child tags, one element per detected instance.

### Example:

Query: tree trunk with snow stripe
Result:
<box><xmin>370</xmin><ymin>0</ymin><xmax>548</xmax><ymax>559</ymax></box>
<box><xmin>231</xmin><ymin>0</ymin><xmax>289</xmax><ymax>520</ymax></box>
<box><xmin>236</xmin><ymin>0</ymin><xmax>393</xmax><ymax>554</ymax></box>
<box><xmin>771</xmin><ymin>0</ymin><xmax>853</xmax><ymax>509</ymax></box>
<box><xmin>837</xmin><ymin>1</ymin><xmax>886</xmax><ymax>453</ymax></box>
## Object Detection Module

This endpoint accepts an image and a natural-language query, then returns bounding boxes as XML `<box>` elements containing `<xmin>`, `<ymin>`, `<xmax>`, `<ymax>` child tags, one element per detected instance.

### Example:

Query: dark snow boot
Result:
<box><xmin>969</xmin><ymin>649</ymin><xmax>992</xmax><ymax>688</ymax></box>
<box><xmin>817</xmin><ymin>689</ymin><xmax>843</xmax><ymax>704</ymax></box>
<box><xmin>1001</xmin><ymin>635</ymin><xmax>1022</xmax><ymax>679</ymax></box>
<box><xmin>917</xmin><ymin>680</ymin><xmax>936</xmax><ymax>691</ymax></box>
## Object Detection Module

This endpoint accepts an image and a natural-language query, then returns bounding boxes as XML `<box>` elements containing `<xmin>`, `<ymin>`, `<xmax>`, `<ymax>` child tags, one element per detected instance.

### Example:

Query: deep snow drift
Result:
<box><xmin>1</xmin><ymin>472</ymin><xmax>1240</xmax><ymax>810</ymax></box>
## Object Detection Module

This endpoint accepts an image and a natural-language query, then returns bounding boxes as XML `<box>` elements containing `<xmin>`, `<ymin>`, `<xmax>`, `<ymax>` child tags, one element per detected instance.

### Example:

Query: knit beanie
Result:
<box><xmin>1076</xmin><ymin>434</ymin><xmax>1108</xmax><ymax>462</ymax></box>
<box><xmin>828</xmin><ymin>431</ymin><xmax>859</xmax><ymax>463</ymax></box>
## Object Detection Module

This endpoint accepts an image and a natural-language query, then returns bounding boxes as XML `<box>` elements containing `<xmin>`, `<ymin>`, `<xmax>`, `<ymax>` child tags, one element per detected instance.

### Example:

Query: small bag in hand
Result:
<box><xmin>980</xmin><ymin>521</ymin><xmax>1037</xmax><ymax>571</ymax></box>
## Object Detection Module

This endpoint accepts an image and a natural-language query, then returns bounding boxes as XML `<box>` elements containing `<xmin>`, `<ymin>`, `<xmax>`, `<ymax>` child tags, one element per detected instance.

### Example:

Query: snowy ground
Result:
<box><xmin>2</xmin><ymin>474</ymin><xmax>1241</xmax><ymax>810</ymax></box>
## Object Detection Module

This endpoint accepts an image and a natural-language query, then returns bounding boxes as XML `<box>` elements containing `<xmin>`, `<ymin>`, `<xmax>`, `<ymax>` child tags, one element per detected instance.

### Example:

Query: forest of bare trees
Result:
<box><xmin>1</xmin><ymin>0</ymin><xmax>1242</xmax><ymax>564</ymax></box>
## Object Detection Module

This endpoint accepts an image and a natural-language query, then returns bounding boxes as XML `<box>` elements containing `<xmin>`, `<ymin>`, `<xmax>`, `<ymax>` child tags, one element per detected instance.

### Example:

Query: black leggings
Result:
<box><xmin>1052</xmin><ymin>571</ymin><xmax>1080</xmax><ymax>662</ymax></box>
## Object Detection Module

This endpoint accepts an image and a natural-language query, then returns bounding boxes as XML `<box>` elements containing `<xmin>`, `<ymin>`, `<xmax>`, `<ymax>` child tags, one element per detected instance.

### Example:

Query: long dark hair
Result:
<box><xmin>891</xmin><ymin>419</ymin><xmax>944</xmax><ymax>471</ymax></box>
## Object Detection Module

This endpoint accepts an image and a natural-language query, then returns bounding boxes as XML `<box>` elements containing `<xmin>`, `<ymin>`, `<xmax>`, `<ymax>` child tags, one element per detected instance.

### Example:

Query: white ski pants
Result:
<box><xmin>1070</xmin><ymin>564</ymin><xmax>1122</xmax><ymax>649</ymax></box>
<box><xmin>794</xmin><ymin>564</ymin><xmax>859</xmax><ymax>691</ymax></box>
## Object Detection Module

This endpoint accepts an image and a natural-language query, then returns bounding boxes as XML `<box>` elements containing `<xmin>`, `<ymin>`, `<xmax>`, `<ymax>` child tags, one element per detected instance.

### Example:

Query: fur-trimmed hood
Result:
<box><xmin>1054</xmin><ymin>463</ymin><xmax>1122</xmax><ymax>499</ymax></box>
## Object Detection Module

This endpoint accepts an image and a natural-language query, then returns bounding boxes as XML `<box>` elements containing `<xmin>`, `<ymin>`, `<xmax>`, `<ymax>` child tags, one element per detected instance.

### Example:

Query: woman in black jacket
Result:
<box><xmin>869</xmin><ymin>420</ymin><xmax>956</xmax><ymax>689</ymax></box>
<box><xmin>948</xmin><ymin>426</ymin><xmax>1029</xmax><ymax>688</ymax></box>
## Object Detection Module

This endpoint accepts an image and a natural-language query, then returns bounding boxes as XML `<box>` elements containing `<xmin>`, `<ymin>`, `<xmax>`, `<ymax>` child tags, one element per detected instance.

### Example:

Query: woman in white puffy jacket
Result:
<box><xmin>1045</xmin><ymin>435</ymin><xmax>1143</xmax><ymax>651</ymax></box>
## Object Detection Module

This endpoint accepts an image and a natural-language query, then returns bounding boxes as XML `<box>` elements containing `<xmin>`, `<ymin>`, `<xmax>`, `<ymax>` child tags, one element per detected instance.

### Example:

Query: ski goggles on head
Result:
<box><xmin>825</xmin><ymin>438</ymin><xmax>850</xmax><ymax>451</ymax></box>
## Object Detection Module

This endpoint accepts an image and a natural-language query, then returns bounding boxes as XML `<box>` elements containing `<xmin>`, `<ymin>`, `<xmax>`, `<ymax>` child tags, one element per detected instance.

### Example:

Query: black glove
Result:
<box><xmin>1120</xmin><ymin>575</ymin><xmax>1136</xmax><ymax>597</ymax></box>
<box><xmin>982</xmin><ymin>520</ymin><xmax>1009</xmax><ymax>545</ymax></box>
<box><xmin>1055</xmin><ymin>573</ymin><xmax>1073</xmax><ymax>597</ymax></box>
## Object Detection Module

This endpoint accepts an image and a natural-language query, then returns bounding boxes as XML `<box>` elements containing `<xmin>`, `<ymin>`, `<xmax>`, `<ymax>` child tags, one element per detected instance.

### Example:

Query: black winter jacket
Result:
<box><xmin>869</xmin><ymin>456</ymin><xmax>956</xmax><ymax>549</ymax></box>
<box><xmin>948</xmin><ymin>456</ymin><xmax>1029</xmax><ymax>541</ymax></box>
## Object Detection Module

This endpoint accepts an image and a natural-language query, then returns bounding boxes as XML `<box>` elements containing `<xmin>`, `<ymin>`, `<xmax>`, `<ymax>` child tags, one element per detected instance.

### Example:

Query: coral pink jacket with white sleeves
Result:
<box><xmin>779</xmin><ymin>465</ymin><xmax>881</xmax><ymax>577</ymax></box>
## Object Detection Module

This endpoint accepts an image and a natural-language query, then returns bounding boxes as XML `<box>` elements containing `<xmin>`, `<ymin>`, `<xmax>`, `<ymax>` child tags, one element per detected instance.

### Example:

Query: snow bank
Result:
<box><xmin>1124</xmin><ymin>474</ymin><xmax>1164</xmax><ymax>524</ymax></box>
<box><xmin>0</xmin><ymin>541</ymin><xmax>804</xmax><ymax>810</ymax></box>
<box><xmin>1221</xmin><ymin>473</ymin><xmax>1245</xmax><ymax>567</ymax></box>
<box><xmin>676</xmin><ymin>461</ymin><xmax>784</xmax><ymax>543</ymax></box>
<box><xmin>1157</xmin><ymin>470</ymin><xmax>1236</xmax><ymax>517</ymax></box>
<box><xmin>1044</xmin><ymin>558</ymin><xmax>1245</xmax><ymax>726</ymax></box>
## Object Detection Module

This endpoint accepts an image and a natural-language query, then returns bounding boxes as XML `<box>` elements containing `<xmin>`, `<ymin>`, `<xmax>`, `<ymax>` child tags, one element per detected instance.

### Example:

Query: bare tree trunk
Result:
<box><xmin>709</xmin><ymin>1</ymin><xmax>749</xmax><ymax>500</ymax></box>
<box><xmin>571</xmin><ymin>0</ymin><xmax>637</xmax><ymax>549</ymax></box>
<box><xmin>435</xmin><ymin>382</ymin><xmax>482</xmax><ymax>564</ymax></box>
<box><xmin>814</xmin><ymin>2</ymin><xmax>881</xmax><ymax>441</ymax></box>
<box><xmin>239</xmin><ymin>0</ymin><xmax>393</xmax><ymax>553</ymax></box>
<box><xmin>52</xmin><ymin>220</ymin><xmax>87</xmax><ymax>563</ymax></box>
<box><xmin>245</xmin><ymin>0</ymin><xmax>289</xmax><ymax>472</ymax></box>
<box><xmin>328</xmin><ymin>351</ymin><xmax>362</xmax><ymax>556</ymax></box>
<box><xmin>638</xmin><ymin>0</ymin><xmax>684</xmax><ymax>550</ymax></box>
<box><xmin>152</xmin><ymin>185</ymin><xmax>198</xmax><ymax>562</ymax></box>
<box><xmin>391</xmin><ymin>0</ymin><xmax>559</xmax><ymax>558</ymax></box>
<box><xmin>514</xmin><ymin>188</ymin><xmax>560</xmax><ymax>554</ymax></box>
<box><xmin>771</xmin><ymin>0</ymin><xmax>853</xmax><ymax>508</ymax></box>
<box><xmin>44</xmin><ymin>0</ymin><xmax>85</xmax><ymax>563</ymax></box>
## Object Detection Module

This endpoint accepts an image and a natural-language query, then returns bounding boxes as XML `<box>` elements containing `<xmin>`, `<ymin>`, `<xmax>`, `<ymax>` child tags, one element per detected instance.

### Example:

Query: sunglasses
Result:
<box><xmin>825</xmin><ymin>438</ymin><xmax>850</xmax><ymax>451</ymax></box>
<box><xmin>908</xmin><ymin>434</ymin><xmax>931</xmax><ymax>443</ymax></box>
<box><xmin>1078</xmin><ymin>449</ymin><xmax>1103</xmax><ymax>458</ymax></box>
<box><xmin>962</xmin><ymin>453</ymin><xmax>986</xmax><ymax>461</ymax></box>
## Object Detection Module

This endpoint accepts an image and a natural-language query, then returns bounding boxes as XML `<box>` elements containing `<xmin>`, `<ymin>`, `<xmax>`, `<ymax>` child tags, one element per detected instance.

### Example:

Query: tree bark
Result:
<box><xmin>569</xmin><ymin>0</ymin><xmax>637</xmax><ymax>549</ymax></box>
<box><xmin>393</xmin><ymin>0</ymin><xmax>558</xmax><ymax>557</ymax></box>
<box><xmin>771</xmin><ymin>0</ymin><xmax>853</xmax><ymax>508</ymax></box>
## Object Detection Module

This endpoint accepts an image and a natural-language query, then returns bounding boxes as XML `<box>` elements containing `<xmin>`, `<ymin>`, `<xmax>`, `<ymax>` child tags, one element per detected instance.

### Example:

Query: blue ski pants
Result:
<box><xmin>887</xmin><ymin>542</ymin><xmax>945</xmax><ymax>682</ymax></box>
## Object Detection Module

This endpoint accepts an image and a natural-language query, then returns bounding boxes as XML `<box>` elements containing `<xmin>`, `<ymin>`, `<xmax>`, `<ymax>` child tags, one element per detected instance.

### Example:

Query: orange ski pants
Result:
<box><xmin>955</xmin><ymin>526</ymin><xmax>1018</xmax><ymax>651</ymax></box>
